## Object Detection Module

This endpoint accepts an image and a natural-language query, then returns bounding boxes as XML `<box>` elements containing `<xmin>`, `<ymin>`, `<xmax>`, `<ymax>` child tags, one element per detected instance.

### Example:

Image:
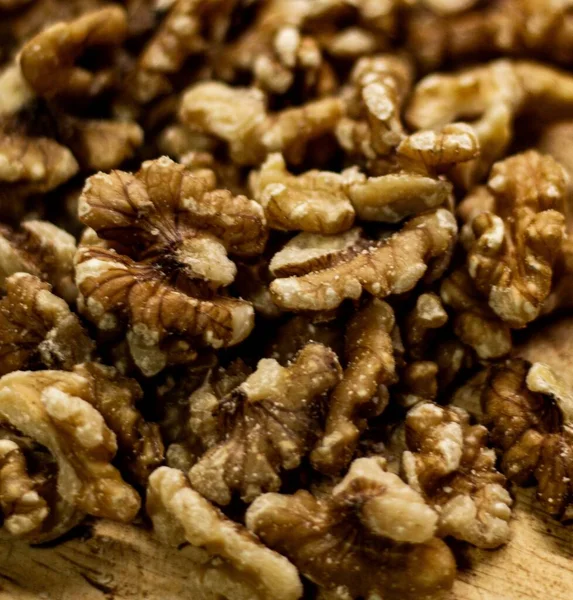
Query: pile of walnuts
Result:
<box><xmin>3</xmin><ymin>0</ymin><xmax>573</xmax><ymax>598</ymax></box>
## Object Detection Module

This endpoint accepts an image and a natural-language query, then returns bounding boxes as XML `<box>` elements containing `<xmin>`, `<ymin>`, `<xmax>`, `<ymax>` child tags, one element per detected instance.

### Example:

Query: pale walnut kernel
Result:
<box><xmin>247</xmin><ymin>457</ymin><xmax>456</xmax><ymax>600</ymax></box>
<box><xmin>73</xmin><ymin>363</ymin><xmax>164</xmax><ymax>487</ymax></box>
<box><xmin>270</xmin><ymin>208</ymin><xmax>457</xmax><ymax>312</ymax></box>
<box><xmin>0</xmin><ymin>369</ymin><xmax>141</xmax><ymax>523</ymax></box>
<box><xmin>466</xmin><ymin>151</ymin><xmax>567</xmax><ymax>328</ymax></box>
<box><xmin>0</xmin><ymin>132</ymin><xmax>78</xmax><ymax>198</ymax></box>
<box><xmin>147</xmin><ymin>467</ymin><xmax>303</xmax><ymax>600</ymax></box>
<box><xmin>76</xmin><ymin>157</ymin><xmax>266</xmax><ymax>376</ymax></box>
<box><xmin>251</xmin><ymin>153</ymin><xmax>355</xmax><ymax>234</ymax></box>
<box><xmin>188</xmin><ymin>343</ymin><xmax>341</xmax><ymax>505</ymax></box>
<box><xmin>311</xmin><ymin>299</ymin><xmax>396</xmax><ymax>475</ymax></box>
<box><xmin>403</xmin><ymin>402</ymin><xmax>512</xmax><ymax>548</ymax></box>
<box><xmin>20</xmin><ymin>6</ymin><xmax>128</xmax><ymax>98</ymax></box>
<box><xmin>0</xmin><ymin>274</ymin><xmax>93</xmax><ymax>376</ymax></box>
<box><xmin>0</xmin><ymin>439</ymin><xmax>49</xmax><ymax>538</ymax></box>
<box><xmin>480</xmin><ymin>359</ymin><xmax>573</xmax><ymax>519</ymax></box>
<box><xmin>179</xmin><ymin>81</ymin><xmax>344</xmax><ymax>165</ymax></box>
<box><xmin>440</xmin><ymin>267</ymin><xmax>511</xmax><ymax>360</ymax></box>
<box><xmin>0</xmin><ymin>220</ymin><xmax>77</xmax><ymax>303</ymax></box>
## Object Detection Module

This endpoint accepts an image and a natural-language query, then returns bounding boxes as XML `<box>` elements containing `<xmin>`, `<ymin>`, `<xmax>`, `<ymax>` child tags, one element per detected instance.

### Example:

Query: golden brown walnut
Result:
<box><xmin>404</xmin><ymin>292</ymin><xmax>448</xmax><ymax>360</ymax></box>
<box><xmin>0</xmin><ymin>132</ymin><xmax>78</xmax><ymax>197</ymax></box>
<box><xmin>311</xmin><ymin>299</ymin><xmax>396</xmax><ymax>474</ymax></box>
<box><xmin>20</xmin><ymin>6</ymin><xmax>128</xmax><ymax>98</ymax></box>
<box><xmin>247</xmin><ymin>456</ymin><xmax>457</xmax><ymax>600</ymax></box>
<box><xmin>179</xmin><ymin>81</ymin><xmax>344</xmax><ymax>165</ymax></box>
<box><xmin>0</xmin><ymin>220</ymin><xmax>77</xmax><ymax>303</ymax></box>
<box><xmin>0</xmin><ymin>368</ymin><xmax>141</xmax><ymax>525</ymax></box>
<box><xmin>396</xmin><ymin>122</ymin><xmax>480</xmax><ymax>176</ymax></box>
<box><xmin>440</xmin><ymin>267</ymin><xmax>512</xmax><ymax>360</ymax></box>
<box><xmin>407</xmin><ymin>0</ymin><xmax>573</xmax><ymax>71</ymax></box>
<box><xmin>147</xmin><ymin>467</ymin><xmax>303</xmax><ymax>600</ymax></box>
<box><xmin>75</xmin><ymin>157</ymin><xmax>266</xmax><ymax>376</ymax></box>
<box><xmin>394</xmin><ymin>360</ymin><xmax>440</xmax><ymax>408</ymax></box>
<box><xmin>251</xmin><ymin>153</ymin><xmax>355</xmax><ymax>234</ymax></box>
<box><xmin>465</xmin><ymin>151</ymin><xmax>567</xmax><ymax>328</ymax></box>
<box><xmin>336</xmin><ymin>54</ymin><xmax>413</xmax><ymax>159</ymax></box>
<box><xmin>188</xmin><ymin>343</ymin><xmax>341</xmax><ymax>505</ymax></box>
<box><xmin>131</xmin><ymin>0</ymin><xmax>239</xmax><ymax>103</ymax></box>
<box><xmin>73</xmin><ymin>363</ymin><xmax>164</xmax><ymax>486</ymax></box>
<box><xmin>0</xmin><ymin>273</ymin><xmax>93</xmax><ymax>376</ymax></box>
<box><xmin>480</xmin><ymin>359</ymin><xmax>573</xmax><ymax>518</ymax></box>
<box><xmin>0</xmin><ymin>439</ymin><xmax>49</xmax><ymax>537</ymax></box>
<box><xmin>270</xmin><ymin>208</ymin><xmax>457</xmax><ymax>312</ymax></box>
<box><xmin>407</xmin><ymin>59</ymin><xmax>573</xmax><ymax>132</ymax></box>
<box><xmin>57</xmin><ymin>115</ymin><xmax>144</xmax><ymax>172</ymax></box>
<box><xmin>403</xmin><ymin>402</ymin><xmax>512</xmax><ymax>548</ymax></box>
<box><xmin>234</xmin><ymin>258</ymin><xmax>282</xmax><ymax>319</ymax></box>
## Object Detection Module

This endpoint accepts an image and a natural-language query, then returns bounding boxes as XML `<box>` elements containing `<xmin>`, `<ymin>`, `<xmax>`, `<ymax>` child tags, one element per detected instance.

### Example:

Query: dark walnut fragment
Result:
<box><xmin>75</xmin><ymin>156</ymin><xmax>268</xmax><ymax>376</ymax></box>
<box><xmin>247</xmin><ymin>456</ymin><xmax>456</xmax><ymax>600</ymax></box>
<box><xmin>187</xmin><ymin>342</ymin><xmax>341</xmax><ymax>505</ymax></box>
<box><xmin>403</xmin><ymin>402</ymin><xmax>512</xmax><ymax>548</ymax></box>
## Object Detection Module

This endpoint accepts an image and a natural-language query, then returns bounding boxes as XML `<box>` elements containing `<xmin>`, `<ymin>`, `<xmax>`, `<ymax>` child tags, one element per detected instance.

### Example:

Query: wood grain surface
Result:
<box><xmin>0</xmin><ymin>487</ymin><xmax>571</xmax><ymax>600</ymax></box>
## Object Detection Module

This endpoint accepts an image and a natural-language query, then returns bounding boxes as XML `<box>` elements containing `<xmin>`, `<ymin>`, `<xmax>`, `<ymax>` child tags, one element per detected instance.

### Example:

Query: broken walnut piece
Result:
<box><xmin>440</xmin><ymin>267</ymin><xmax>511</xmax><ymax>360</ymax></box>
<box><xmin>147</xmin><ymin>467</ymin><xmax>303</xmax><ymax>600</ymax></box>
<box><xmin>0</xmin><ymin>132</ymin><xmax>78</xmax><ymax>198</ymax></box>
<box><xmin>481</xmin><ymin>359</ymin><xmax>573</xmax><ymax>518</ymax></box>
<box><xmin>0</xmin><ymin>220</ymin><xmax>77</xmax><ymax>303</ymax></box>
<box><xmin>0</xmin><ymin>273</ymin><xmax>93</xmax><ymax>377</ymax></box>
<box><xmin>76</xmin><ymin>157</ymin><xmax>265</xmax><ymax>376</ymax></box>
<box><xmin>0</xmin><ymin>368</ymin><xmax>141</xmax><ymax>524</ymax></box>
<box><xmin>188</xmin><ymin>342</ymin><xmax>341</xmax><ymax>505</ymax></box>
<box><xmin>179</xmin><ymin>81</ymin><xmax>344</xmax><ymax>165</ymax></box>
<box><xmin>311</xmin><ymin>299</ymin><xmax>396</xmax><ymax>475</ymax></box>
<box><xmin>247</xmin><ymin>456</ymin><xmax>456</xmax><ymax>600</ymax></box>
<box><xmin>466</xmin><ymin>151</ymin><xmax>567</xmax><ymax>328</ymax></box>
<box><xmin>404</xmin><ymin>292</ymin><xmax>448</xmax><ymax>360</ymax></box>
<box><xmin>0</xmin><ymin>439</ymin><xmax>49</xmax><ymax>538</ymax></box>
<box><xmin>20</xmin><ymin>6</ymin><xmax>128</xmax><ymax>99</ymax></box>
<box><xmin>270</xmin><ymin>208</ymin><xmax>457</xmax><ymax>312</ymax></box>
<box><xmin>251</xmin><ymin>153</ymin><xmax>355</xmax><ymax>234</ymax></box>
<box><xmin>73</xmin><ymin>363</ymin><xmax>164</xmax><ymax>487</ymax></box>
<box><xmin>403</xmin><ymin>402</ymin><xmax>512</xmax><ymax>548</ymax></box>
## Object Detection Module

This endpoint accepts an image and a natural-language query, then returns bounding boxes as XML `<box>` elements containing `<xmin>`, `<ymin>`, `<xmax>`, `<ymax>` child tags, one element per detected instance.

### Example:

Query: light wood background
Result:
<box><xmin>0</xmin><ymin>487</ymin><xmax>571</xmax><ymax>600</ymax></box>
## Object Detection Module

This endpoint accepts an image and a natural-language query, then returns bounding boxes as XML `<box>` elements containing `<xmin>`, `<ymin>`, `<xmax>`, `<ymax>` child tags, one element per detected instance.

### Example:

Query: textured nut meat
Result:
<box><xmin>0</xmin><ymin>273</ymin><xmax>93</xmax><ymax>376</ymax></box>
<box><xmin>0</xmin><ymin>369</ymin><xmax>141</xmax><ymax>522</ymax></box>
<box><xmin>466</xmin><ymin>151</ymin><xmax>567</xmax><ymax>328</ymax></box>
<box><xmin>311</xmin><ymin>299</ymin><xmax>396</xmax><ymax>474</ymax></box>
<box><xmin>247</xmin><ymin>457</ymin><xmax>456</xmax><ymax>600</ymax></box>
<box><xmin>147</xmin><ymin>467</ymin><xmax>303</xmax><ymax>600</ymax></box>
<box><xmin>481</xmin><ymin>359</ymin><xmax>573</xmax><ymax>518</ymax></box>
<box><xmin>188</xmin><ymin>343</ymin><xmax>341</xmax><ymax>505</ymax></box>
<box><xmin>0</xmin><ymin>220</ymin><xmax>78</xmax><ymax>303</ymax></box>
<box><xmin>270</xmin><ymin>208</ymin><xmax>457</xmax><ymax>312</ymax></box>
<box><xmin>403</xmin><ymin>402</ymin><xmax>512</xmax><ymax>548</ymax></box>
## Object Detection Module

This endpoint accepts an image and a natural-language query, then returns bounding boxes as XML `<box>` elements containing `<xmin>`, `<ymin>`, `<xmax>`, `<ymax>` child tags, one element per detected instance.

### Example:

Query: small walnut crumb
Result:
<box><xmin>0</xmin><ymin>273</ymin><xmax>93</xmax><ymax>376</ymax></box>
<box><xmin>247</xmin><ymin>456</ymin><xmax>456</xmax><ymax>600</ymax></box>
<box><xmin>440</xmin><ymin>267</ymin><xmax>512</xmax><ymax>360</ymax></box>
<box><xmin>312</xmin><ymin>299</ymin><xmax>396</xmax><ymax>474</ymax></box>
<box><xmin>76</xmin><ymin>157</ymin><xmax>266</xmax><ymax>375</ymax></box>
<box><xmin>404</xmin><ymin>292</ymin><xmax>448</xmax><ymax>359</ymax></box>
<box><xmin>270</xmin><ymin>208</ymin><xmax>457</xmax><ymax>312</ymax></box>
<box><xmin>0</xmin><ymin>220</ymin><xmax>78</xmax><ymax>303</ymax></box>
<box><xmin>481</xmin><ymin>359</ymin><xmax>573</xmax><ymax>518</ymax></box>
<box><xmin>403</xmin><ymin>402</ymin><xmax>512</xmax><ymax>548</ymax></box>
<box><xmin>180</xmin><ymin>81</ymin><xmax>344</xmax><ymax>165</ymax></box>
<box><xmin>0</xmin><ymin>369</ymin><xmax>141</xmax><ymax>524</ymax></box>
<box><xmin>466</xmin><ymin>151</ymin><xmax>567</xmax><ymax>328</ymax></box>
<box><xmin>188</xmin><ymin>343</ymin><xmax>341</xmax><ymax>505</ymax></box>
<box><xmin>147</xmin><ymin>467</ymin><xmax>303</xmax><ymax>600</ymax></box>
<box><xmin>20</xmin><ymin>6</ymin><xmax>128</xmax><ymax>98</ymax></box>
<box><xmin>0</xmin><ymin>439</ymin><xmax>49</xmax><ymax>538</ymax></box>
<box><xmin>251</xmin><ymin>153</ymin><xmax>355</xmax><ymax>234</ymax></box>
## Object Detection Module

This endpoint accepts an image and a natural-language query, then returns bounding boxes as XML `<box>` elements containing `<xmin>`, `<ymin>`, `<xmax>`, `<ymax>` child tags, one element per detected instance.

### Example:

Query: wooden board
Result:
<box><xmin>0</xmin><ymin>487</ymin><xmax>572</xmax><ymax>600</ymax></box>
